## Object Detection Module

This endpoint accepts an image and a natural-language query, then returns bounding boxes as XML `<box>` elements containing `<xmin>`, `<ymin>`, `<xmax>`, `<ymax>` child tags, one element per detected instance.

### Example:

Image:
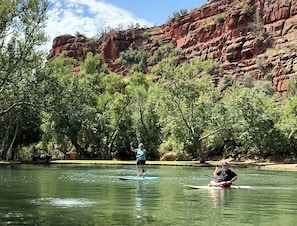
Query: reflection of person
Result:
<box><xmin>209</xmin><ymin>162</ymin><xmax>237</xmax><ymax>187</ymax></box>
<box><xmin>130</xmin><ymin>143</ymin><xmax>147</xmax><ymax>177</ymax></box>
<box><xmin>209</xmin><ymin>188</ymin><xmax>231</xmax><ymax>208</ymax></box>
<box><xmin>135</xmin><ymin>182</ymin><xmax>144</xmax><ymax>211</ymax></box>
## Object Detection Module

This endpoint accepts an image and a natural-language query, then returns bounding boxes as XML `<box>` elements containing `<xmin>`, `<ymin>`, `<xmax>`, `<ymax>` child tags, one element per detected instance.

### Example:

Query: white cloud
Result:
<box><xmin>44</xmin><ymin>0</ymin><xmax>152</xmax><ymax>53</ymax></box>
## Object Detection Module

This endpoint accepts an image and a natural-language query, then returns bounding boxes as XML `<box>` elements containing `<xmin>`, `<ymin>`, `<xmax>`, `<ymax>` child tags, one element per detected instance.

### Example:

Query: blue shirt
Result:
<box><xmin>136</xmin><ymin>149</ymin><xmax>146</xmax><ymax>161</ymax></box>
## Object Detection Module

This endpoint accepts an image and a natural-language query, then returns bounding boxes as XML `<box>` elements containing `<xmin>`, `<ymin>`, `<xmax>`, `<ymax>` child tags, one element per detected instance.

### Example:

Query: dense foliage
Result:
<box><xmin>1</xmin><ymin>0</ymin><xmax>297</xmax><ymax>162</ymax></box>
<box><xmin>0</xmin><ymin>0</ymin><xmax>48</xmax><ymax>160</ymax></box>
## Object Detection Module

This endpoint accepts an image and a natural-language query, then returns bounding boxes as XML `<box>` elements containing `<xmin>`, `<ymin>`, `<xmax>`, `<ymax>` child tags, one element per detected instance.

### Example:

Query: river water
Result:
<box><xmin>0</xmin><ymin>164</ymin><xmax>296</xmax><ymax>225</ymax></box>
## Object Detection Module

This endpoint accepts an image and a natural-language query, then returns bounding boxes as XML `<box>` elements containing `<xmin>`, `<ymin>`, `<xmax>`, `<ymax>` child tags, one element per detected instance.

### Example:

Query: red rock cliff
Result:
<box><xmin>48</xmin><ymin>0</ymin><xmax>297</xmax><ymax>93</ymax></box>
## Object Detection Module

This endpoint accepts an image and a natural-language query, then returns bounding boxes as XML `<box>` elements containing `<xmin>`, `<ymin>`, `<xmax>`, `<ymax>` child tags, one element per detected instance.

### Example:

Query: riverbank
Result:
<box><xmin>51</xmin><ymin>159</ymin><xmax>297</xmax><ymax>171</ymax></box>
<box><xmin>1</xmin><ymin>159</ymin><xmax>297</xmax><ymax>171</ymax></box>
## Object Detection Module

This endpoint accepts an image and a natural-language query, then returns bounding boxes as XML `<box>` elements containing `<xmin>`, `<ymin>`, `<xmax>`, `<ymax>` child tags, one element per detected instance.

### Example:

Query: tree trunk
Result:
<box><xmin>1</xmin><ymin>142</ymin><xmax>9</xmax><ymax>160</ymax></box>
<box><xmin>5</xmin><ymin>126</ymin><xmax>18</xmax><ymax>161</ymax></box>
<box><xmin>1</xmin><ymin>128</ymin><xmax>10</xmax><ymax>160</ymax></box>
<box><xmin>70</xmin><ymin>139</ymin><xmax>91</xmax><ymax>159</ymax></box>
<box><xmin>193</xmin><ymin>137</ymin><xmax>205</xmax><ymax>163</ymax></box>
<box><xmin>10</xmin><ymin>146</ymin><xmax>18</xmax><ymax>161</ymax></box>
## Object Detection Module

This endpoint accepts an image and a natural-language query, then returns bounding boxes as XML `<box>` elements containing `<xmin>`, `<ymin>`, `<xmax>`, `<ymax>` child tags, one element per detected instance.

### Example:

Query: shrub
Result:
<box><xmin>215</xmin><ymin>13</ymin><xmax>226</xmax><ymax>24</ymax></box>
<box><xmin>168</xmin><ymin>9</ymin><xmax>188</xmax><ymax>20</ymax></box>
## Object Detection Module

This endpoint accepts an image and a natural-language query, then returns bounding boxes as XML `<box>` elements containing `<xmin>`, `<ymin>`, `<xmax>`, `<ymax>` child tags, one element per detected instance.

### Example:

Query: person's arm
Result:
<box><xmin>213</xmin><ymin>165</ymin><xmax>219</xmax><ymax>177</ymax></box>
<box><xmin>225</xmin><ymin>172</ymin><xmax>237</xmax><ymax>184</ymax></box>
<box><xmin>230</xmin><ymin>175</ymin><xmax>237</xmax><ymax>183</ymax></box>
<box><xmin>130</xmin><ymin>143</ymin><xmax>135</xmax><ymax>153</ymax></box>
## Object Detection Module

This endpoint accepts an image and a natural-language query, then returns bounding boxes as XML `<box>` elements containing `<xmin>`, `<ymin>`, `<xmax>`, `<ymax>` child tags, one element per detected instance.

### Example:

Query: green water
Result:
<box><xmin>0</xmin><ymin>164</ymin><xmax>297</xmax><ymax>225</ymax></box>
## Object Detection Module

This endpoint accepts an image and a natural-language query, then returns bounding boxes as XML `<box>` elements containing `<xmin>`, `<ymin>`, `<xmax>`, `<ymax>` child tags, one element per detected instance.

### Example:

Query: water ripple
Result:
<box><xmin>31</xmin><ymin>198</ymin><xmax>97</xmax><ymax>208</ymax></box>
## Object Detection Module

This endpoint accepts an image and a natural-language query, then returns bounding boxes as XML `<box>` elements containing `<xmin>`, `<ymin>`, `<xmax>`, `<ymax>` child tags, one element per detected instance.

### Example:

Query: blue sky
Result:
<box><xmin>45</xmin><ymin>0</ymin><xmax>207</xmax><ymax>52</ymax></box>
<box><xmin>105</xmin><ymin>0</ymin><xmax>206</xmax><ymax>25</ymax></box>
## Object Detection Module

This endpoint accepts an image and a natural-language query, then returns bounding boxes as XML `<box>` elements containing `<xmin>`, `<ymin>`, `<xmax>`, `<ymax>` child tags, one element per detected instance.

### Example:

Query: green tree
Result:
<box><xmin>43</xmin><ymin>53</ymin><xmax>108</xmax><ymax>158</ymax></box>
<box><xmin>120</xmin><ymin>46</ymin><xmax>150</xmax><ymax>73</ymax></box>
<box><xmin>0</xmin><ymin>0</ymin><xmax>48</xmax><ymax>160</ymax></box>
<box><xmin>43</xmin><ymin>53</ymin><xmax>131</xmax><ymax>159</ymax></box>
<box><xmin>152</xmin><ymin>59</ymin><xmax>223</xmax><ymax>163</ymax></box>
<box><xmin>125</xmin><ymin>72</ymin><xmax>161</xmax><ymax>159</ymax></box>
<box><xmin>275</xmin><ymin>97</ymin><xmax>297</xmax><ymax>157</ymax></box>
<box><xmin>221</xmin><ymin>83</ymin><xmax>285</xmax><ymax>158</ymax></box>
<box><xmin>96</xmin><ymin>73</ymin><xmax>129</xmax><ymax>159</ymax></box>
<box><xmin>42</xmin><ymin>54</ymin><xmax>85</xmax><ymax>157</ymax></box>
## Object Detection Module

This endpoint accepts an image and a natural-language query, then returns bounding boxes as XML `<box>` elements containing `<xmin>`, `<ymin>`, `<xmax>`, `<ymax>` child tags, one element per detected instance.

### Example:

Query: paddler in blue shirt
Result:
<box><xmin>130</xmin><ymin>142</ymin><xmax>147</xmax><ymax>177</ymax></box>
<box><xmin>209</xmin><ymin>161</ymin><xmax>238</xmax><ymax>187</ymax></box>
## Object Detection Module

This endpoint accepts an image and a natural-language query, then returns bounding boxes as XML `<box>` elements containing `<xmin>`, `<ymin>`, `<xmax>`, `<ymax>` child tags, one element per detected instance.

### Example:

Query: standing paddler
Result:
<box><xmin>130</xmin><ymin>142</ymin><xmax>147</xmax><ymax>177</ymax></box>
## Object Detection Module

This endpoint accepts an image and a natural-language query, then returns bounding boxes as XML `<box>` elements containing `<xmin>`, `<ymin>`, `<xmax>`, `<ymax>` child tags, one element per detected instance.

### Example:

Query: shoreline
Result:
<box><xmin>1</xmin><ymin>159</ymin><xmax>297</xmax><ymax>171</ymax></box>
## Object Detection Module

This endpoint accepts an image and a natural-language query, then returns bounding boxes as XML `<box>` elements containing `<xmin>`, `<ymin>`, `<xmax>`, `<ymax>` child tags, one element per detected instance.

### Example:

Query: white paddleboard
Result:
<box><xmin>183</xmin><ymin>185</ymin><xmax>251</xmax><ymax>189</ymax></box>
<box><xmin>119</xmin><ymin>176</ymin><xmax>159</xmax><ymax>181</ymax></box>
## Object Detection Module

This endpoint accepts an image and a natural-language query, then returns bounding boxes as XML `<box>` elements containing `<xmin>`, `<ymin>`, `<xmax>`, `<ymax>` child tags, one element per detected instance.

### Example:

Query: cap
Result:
<box><xmin>222</xmin><ymin>161</ymin><xmax>228</xmax><ymax>166</ymax></box>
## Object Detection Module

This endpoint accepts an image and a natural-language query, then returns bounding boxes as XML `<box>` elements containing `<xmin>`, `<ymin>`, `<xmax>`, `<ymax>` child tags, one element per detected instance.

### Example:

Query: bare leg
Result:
<box><xmin>208</xmin><ymin>180</ymin><xmax>226</xmax><ymax>187</ymax></box>
<box><xmin>142</xmin><ymin>165</ymin><xmax>146</xmax><ymax>177</ymax></box>
<box><xmin>136</xmin><ymin>165</ymin><xmax>140</xmax><ymax>177</ymax></box>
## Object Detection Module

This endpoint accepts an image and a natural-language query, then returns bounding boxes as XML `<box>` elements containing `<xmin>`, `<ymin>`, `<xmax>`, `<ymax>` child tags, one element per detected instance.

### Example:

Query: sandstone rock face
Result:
<box><xmin>48</xmin><ymin>0</ymin><xmax>297</xmax><ymax>92</ymax></box>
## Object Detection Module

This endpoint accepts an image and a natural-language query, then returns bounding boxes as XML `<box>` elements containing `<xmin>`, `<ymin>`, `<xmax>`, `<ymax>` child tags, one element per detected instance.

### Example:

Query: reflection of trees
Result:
<box><xmin>208</xmin><ymin>188</ymin><xmax>232</xmax><ymax>208</ymax></box>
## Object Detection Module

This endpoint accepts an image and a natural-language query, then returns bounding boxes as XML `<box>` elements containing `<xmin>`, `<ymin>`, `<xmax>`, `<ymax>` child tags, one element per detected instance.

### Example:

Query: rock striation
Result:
<box><xmin>47</xmin><ymin>0</ymin><xmax>297</xmax><ymax>93</ymax></box>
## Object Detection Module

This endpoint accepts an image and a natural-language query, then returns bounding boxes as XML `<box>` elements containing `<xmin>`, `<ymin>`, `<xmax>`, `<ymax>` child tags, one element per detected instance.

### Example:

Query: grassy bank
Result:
<box><xmin>50</xmin><ymin>160</ymin><xmax>297</xmax><ymax>171</ymax></box>
<box><xmin>1</xmin><ymin>160</ymin><xmax>296</xmax><ymax>171</ymax></box>
<box><xmin>51</xmin><ymin>159</ymin><xmax>204</xmax><ymax>166</ymax></box>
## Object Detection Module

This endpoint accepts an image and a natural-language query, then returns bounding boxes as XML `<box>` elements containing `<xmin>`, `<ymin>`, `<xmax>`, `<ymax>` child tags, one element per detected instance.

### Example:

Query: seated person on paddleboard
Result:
<box><xmin>130</xmin><ymin>142</ymin><xmax>147</xmax><ymax>177</ymax></box>
<box><xmin>209</xmin><ymin>161</ymin><xmax>237</xmax><ymax>187</ymax></box>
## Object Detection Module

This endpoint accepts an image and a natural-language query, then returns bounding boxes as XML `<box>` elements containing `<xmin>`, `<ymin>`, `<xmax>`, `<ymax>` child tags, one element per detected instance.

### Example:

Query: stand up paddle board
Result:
<box><xmin>183</xmin><ymin>185</ymin><xmax>251</xmax><ymax>189</ymax></box>
<box><xmin>119</xmin><ymin>176</ymin><xmax>159</xmax><ymax>181</ymax></box>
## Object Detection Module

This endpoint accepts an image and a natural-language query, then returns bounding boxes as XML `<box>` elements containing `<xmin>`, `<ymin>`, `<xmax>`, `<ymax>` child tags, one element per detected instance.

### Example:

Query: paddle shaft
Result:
<box><xmin>204</xmin><ymin>174</ymin><xmax>219</xmax><ymax>180</ymax></box>
<box><xmin>205</xmin><ymin>174</ymin><xmax>240</xmax><ymax>188</ymax></box>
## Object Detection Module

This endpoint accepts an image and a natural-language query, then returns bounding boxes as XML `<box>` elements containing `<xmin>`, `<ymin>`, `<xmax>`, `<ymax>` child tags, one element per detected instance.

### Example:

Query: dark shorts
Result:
<box><xmin>222</xmin><ymin>181</ymin><xmax>232</xmax><ymax>187</ymax></box>
<box><xmin>137</xmin><ymin>160</ymin><xmax>146</xmax><ymax>165</ymax></box>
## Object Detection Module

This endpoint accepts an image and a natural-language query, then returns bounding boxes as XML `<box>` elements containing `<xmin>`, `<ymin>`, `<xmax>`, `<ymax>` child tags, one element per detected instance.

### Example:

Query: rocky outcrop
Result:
<box><xmin>48</xmin><ymin>0</ymin><xmax>297</xmax><ymax>93</ymax></box>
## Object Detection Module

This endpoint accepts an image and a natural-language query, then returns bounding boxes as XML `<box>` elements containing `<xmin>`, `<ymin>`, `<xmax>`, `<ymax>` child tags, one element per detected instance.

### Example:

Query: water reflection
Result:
<box><xmin>208</xmin><ymin>188</ymin><xmax>232</xmax><ymax>208</ymax></box>
<box><xmin>2</xmin><ymin>165</ymin><xmax>297</xmax><ymax>225</ymax></box>
<box><xmin>31</xmin><ymin>198</ymin><xmax>96</xmax><ymax>208</ymax></box>
<box><xmin>135</xmin><ymin>182</ymin><xmax>145</xmax><ymax>211</ymax></box>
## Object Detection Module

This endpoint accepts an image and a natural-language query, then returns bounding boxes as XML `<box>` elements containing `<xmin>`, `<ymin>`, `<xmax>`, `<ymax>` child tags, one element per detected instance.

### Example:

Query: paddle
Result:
<box><xmin>204</xmin><ymin>174</ymin><xmax>240</xmax><ymax>188</ymax></box>
<box><xmin>204</xmin><ymin>174</ymin><xmax>218</xmax><ymax>180</ymax></box>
